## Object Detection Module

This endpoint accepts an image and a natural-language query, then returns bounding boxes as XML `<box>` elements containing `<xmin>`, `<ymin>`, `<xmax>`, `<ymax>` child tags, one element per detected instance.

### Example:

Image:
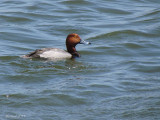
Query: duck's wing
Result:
<box><xmin>25</xmin><ymin>48</ymin><xmax>53</xmax><ymax>58</ymax></box>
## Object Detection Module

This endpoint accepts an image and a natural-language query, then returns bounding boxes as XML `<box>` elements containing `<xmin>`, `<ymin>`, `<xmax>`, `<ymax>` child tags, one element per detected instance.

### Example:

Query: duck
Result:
<box><xmin>23</xmin><ymin>33</ymin><xmax>91</xmax><ymax>59</ymax></box>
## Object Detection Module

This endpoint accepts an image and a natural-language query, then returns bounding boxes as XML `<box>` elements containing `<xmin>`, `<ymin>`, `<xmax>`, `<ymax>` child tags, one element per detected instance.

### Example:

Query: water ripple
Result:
<box><xmin>0</xmin><ymin>0</ymin><xmax>160</xmax><ymax>119</ymax></box>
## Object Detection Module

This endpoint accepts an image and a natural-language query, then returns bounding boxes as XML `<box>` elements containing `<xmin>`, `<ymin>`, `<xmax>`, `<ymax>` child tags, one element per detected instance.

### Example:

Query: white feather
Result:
<box><xmin>39</xmin><ymin>48</ymin><xmax>72</xmax><ymax>59</ymax></box>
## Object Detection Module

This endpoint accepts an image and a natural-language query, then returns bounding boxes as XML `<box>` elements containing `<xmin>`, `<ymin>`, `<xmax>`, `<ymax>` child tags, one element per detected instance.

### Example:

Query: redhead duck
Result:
<box><xmin>24</xmin><ymin>33</ymin><xmax>91</xmax><ymax>59</ymax></box>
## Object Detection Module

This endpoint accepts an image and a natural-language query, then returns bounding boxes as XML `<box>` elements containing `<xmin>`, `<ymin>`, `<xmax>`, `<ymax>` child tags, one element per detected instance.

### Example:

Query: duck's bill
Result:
<box><xmin>79</xmin><ymin>39</ymin><xmax>91</xmax><ymax>45</ymax></box>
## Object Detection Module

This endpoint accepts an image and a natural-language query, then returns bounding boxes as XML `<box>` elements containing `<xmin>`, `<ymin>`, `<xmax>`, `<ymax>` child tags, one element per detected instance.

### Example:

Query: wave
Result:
<box><xmin>89</xmin><ymin>30</ymin><xmax>157</xmax><ymax>40</ymax></box>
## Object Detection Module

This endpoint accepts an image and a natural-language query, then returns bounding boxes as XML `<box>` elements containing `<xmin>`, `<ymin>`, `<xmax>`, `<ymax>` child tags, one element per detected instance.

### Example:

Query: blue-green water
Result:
<box><xmin>0</xmin><ymin>0</ymin><xmax>160</xmax><ymax>120</ymax></box>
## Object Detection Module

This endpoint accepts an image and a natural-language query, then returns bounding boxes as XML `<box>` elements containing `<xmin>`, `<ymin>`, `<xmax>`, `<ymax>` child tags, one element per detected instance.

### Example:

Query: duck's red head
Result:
<box><xmin>66</xmin><ymin>33</ymin><xmax>90</xmax><ymax>57</ymax></box>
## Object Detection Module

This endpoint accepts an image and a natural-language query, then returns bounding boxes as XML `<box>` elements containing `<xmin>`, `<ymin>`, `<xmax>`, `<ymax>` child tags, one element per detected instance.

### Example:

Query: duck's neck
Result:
<box><xmin>66</xmin><ymin>45</ymin><xmax>80</xmax><ymax>57</ymax></box>
<box><xmin>67</xmin><ymin>45</ymin><xmax>76</xmax><ymax>53</ymax></box>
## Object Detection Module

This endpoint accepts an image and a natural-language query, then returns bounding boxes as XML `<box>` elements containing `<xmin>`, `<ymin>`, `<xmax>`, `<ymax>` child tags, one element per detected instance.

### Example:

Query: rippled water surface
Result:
<box><xmin>0</xmin><ymin>0</ymin><xmax>160</xmax><ymax>120</ymax></box>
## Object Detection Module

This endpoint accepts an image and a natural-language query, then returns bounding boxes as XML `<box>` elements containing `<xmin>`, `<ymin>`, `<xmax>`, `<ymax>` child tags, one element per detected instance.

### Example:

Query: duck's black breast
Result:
<box><xmin>71</xmin><ymin>52</ymin><xmax>80</xmax><ymax>58</ymax></box>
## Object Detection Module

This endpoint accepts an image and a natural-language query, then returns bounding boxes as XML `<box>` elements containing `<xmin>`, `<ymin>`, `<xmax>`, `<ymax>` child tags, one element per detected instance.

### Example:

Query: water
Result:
<box><xmin>0</xmin><ymin>0</ymin><xmax>160</xmax><ymax>119</ymax></box>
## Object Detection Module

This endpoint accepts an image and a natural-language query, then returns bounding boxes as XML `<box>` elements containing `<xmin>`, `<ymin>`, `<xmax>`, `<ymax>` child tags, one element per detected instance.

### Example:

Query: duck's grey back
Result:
<box><xmin>23</xmin><ymin>48</ymin><xmax>72</xmax><ymax>59</ymax></box>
